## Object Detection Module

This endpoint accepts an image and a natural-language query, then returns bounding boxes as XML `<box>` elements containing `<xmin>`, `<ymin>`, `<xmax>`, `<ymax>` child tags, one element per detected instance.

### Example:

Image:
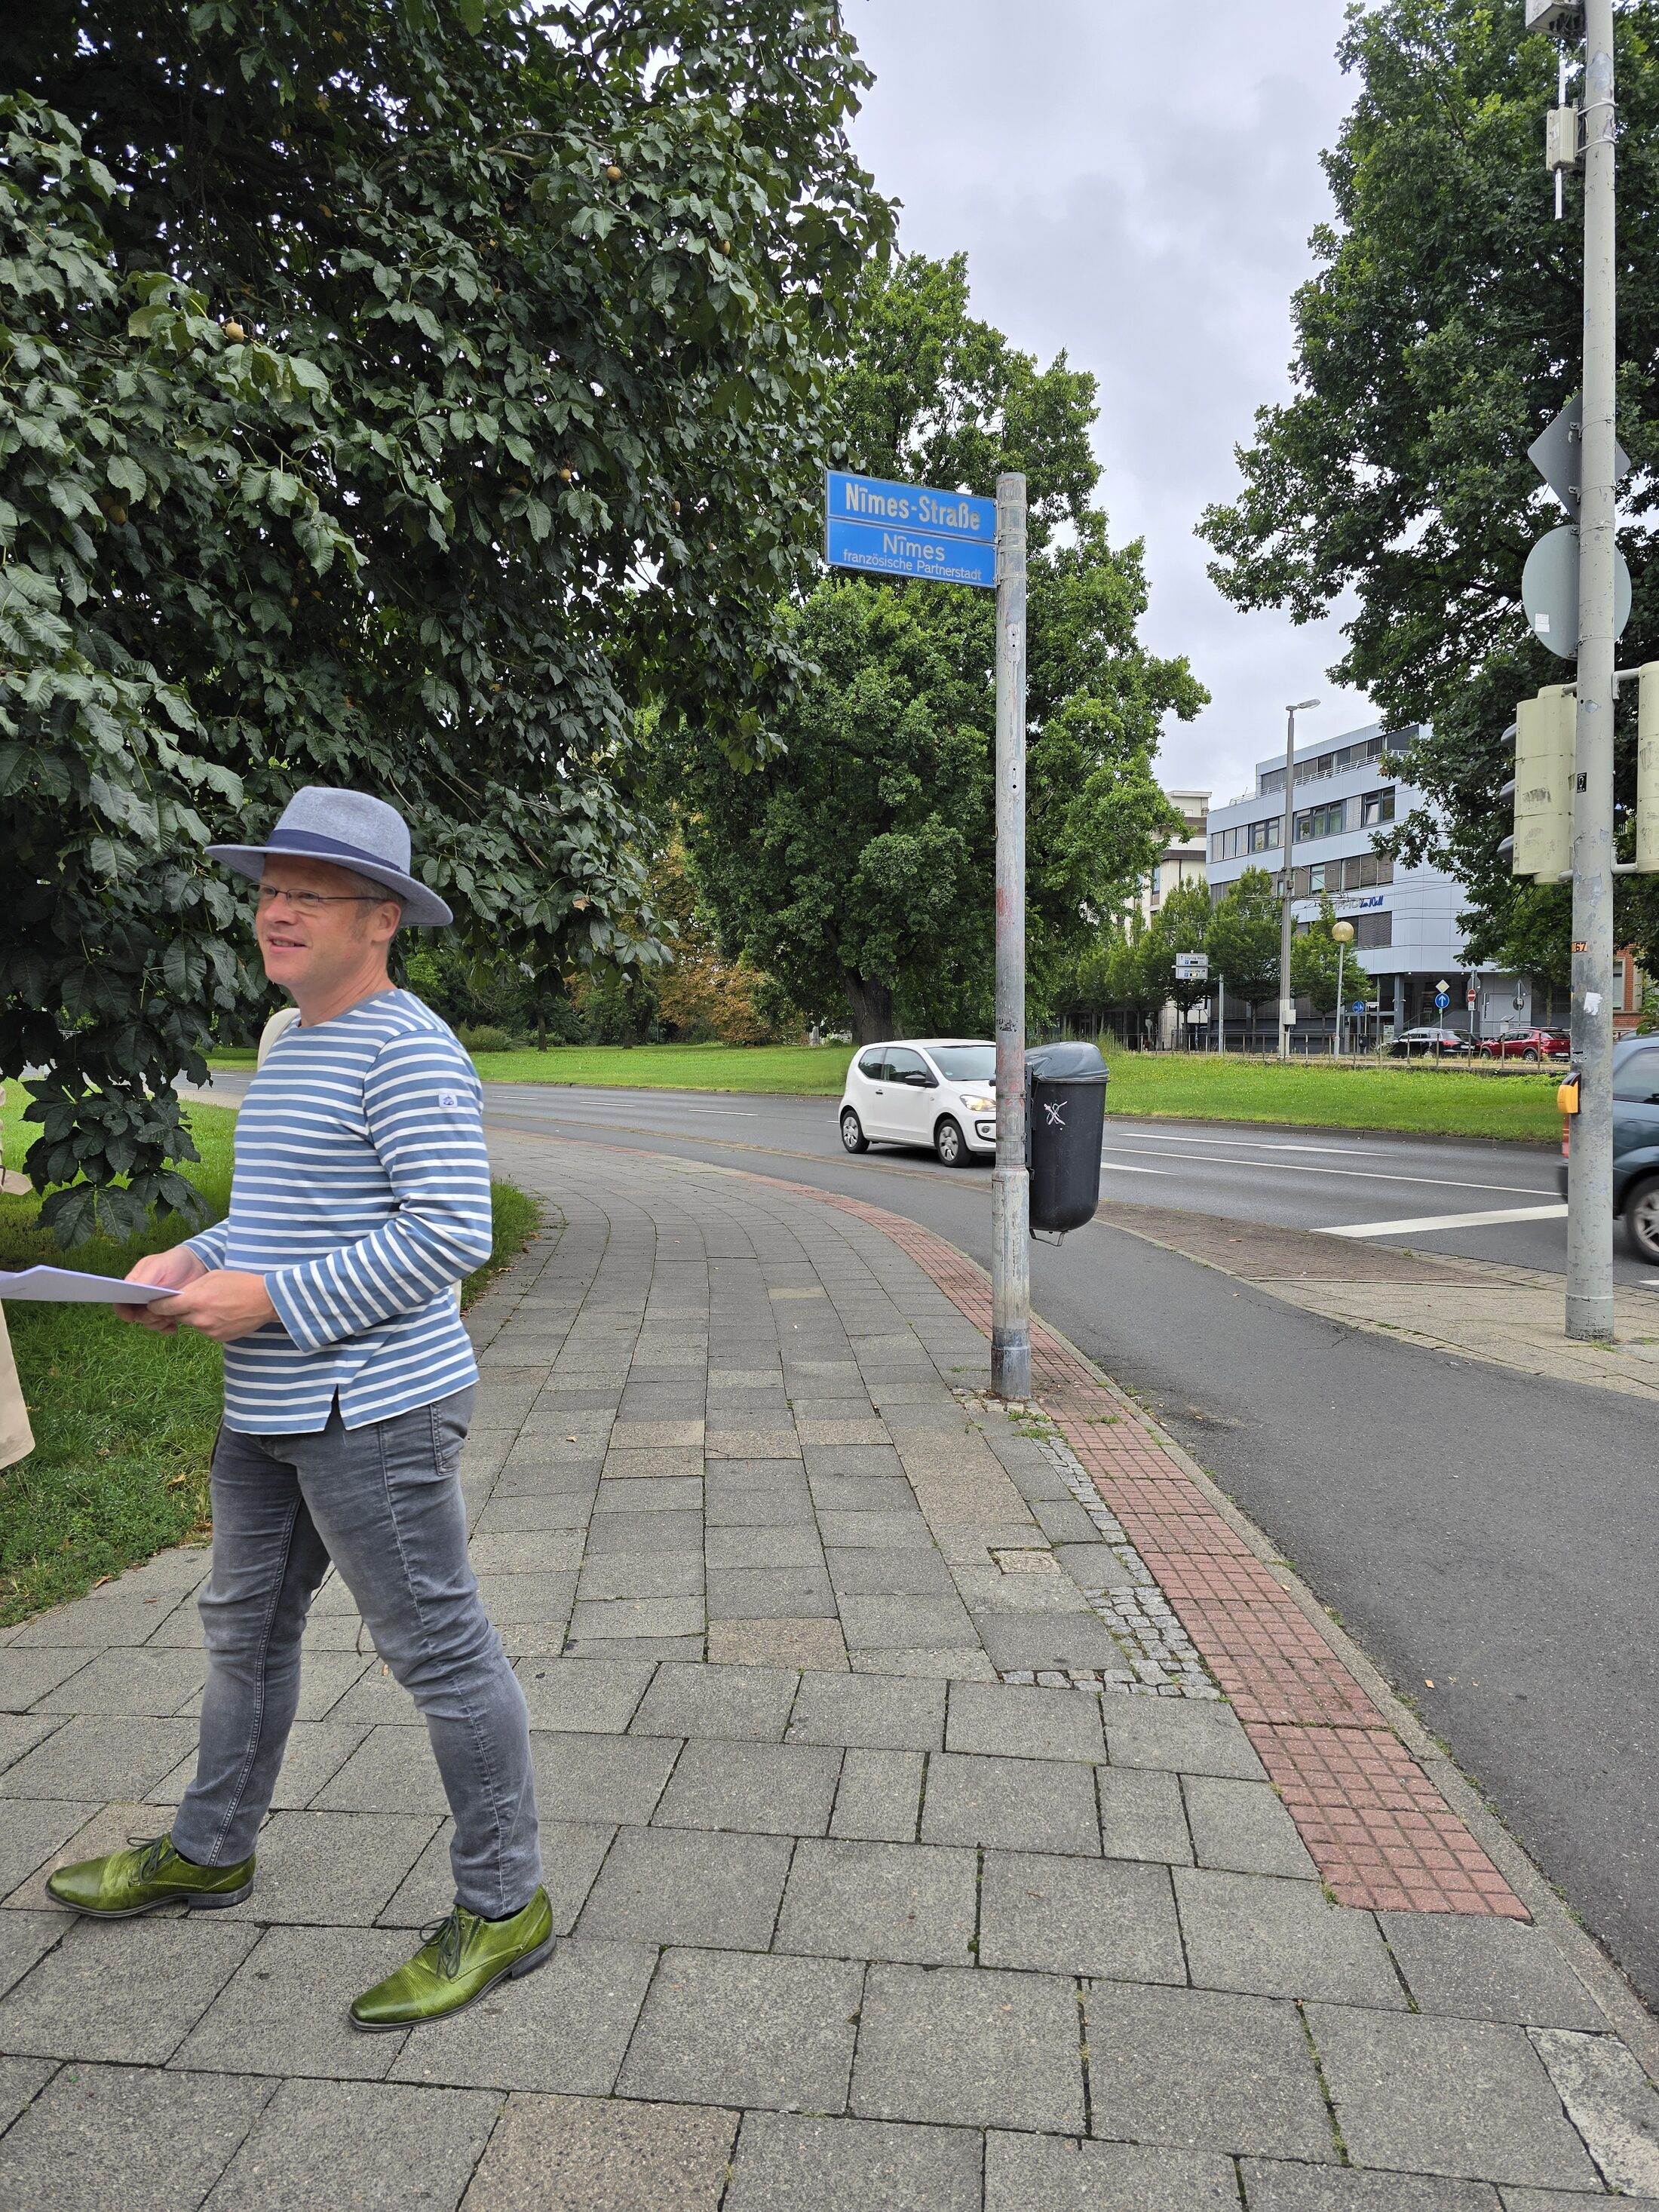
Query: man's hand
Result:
<box><xmin>160</xmin><ymin>1271</ymin><xmax>279</xmax><ymax>1343</ymax></box>
<box><xmin>118</xmin><ymin>1247</ymin><xmax>208</xmax><ymax>1333</ymax></box>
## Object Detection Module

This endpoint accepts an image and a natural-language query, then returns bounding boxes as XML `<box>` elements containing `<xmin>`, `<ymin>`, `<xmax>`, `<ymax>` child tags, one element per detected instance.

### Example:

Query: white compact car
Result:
<box><xmin>838</xmin><ymin>1039</ymin><xmax>998</xmax><ymax>1166</ymax></box>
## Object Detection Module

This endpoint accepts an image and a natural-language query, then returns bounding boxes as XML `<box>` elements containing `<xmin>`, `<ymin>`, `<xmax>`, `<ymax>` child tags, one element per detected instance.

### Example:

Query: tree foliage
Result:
<box><xmin>1142</xmin><ymin>879</ymin><xmax>1214</xmax><ymax>1023</ymax></box>
<box><xmin>1207</xmin><ymin>867</ymin><xmax>1283</xmax><ymax>1042</ymax></box>
<box><xmin>2</xmin><ymin>0</ymin><xmax>887</xmax><ymax>1237</ymax></box>
<box><xmin>1292</xmin><ymin>894</ymin><xmax>1346</xmax><ymax>1017</ymax></box>
<box><xmin>1199</xmin><ymin>0</ymin><xmax>1659</xmax><ymax>983</ymax></box>
<box><xmin>682</xmin><ymin>252</ymin><xmax>1204</xmax><ymax>1042</ymax></box>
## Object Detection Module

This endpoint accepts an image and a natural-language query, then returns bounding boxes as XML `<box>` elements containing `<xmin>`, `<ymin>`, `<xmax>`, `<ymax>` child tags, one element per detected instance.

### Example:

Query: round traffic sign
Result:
<box><xmin>1434</xmin><ymin>991</ymin><xmax>1450</xmax><ymax>1010</ymax></box>
<box><xmin>1522</xmin><ymin>524</ymin><xmax>1633</xmax><ymax>660</ymax></box>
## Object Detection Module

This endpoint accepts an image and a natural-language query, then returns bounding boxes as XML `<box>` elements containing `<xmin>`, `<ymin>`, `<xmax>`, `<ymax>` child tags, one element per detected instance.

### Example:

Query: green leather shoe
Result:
<box><xmin>46</xmin><ymin>1834</ymin><xmax>255</xmax><ymax>1918</ymax></box>
<box><xmin>349</xmin><ymin>1888</ymin><xmax>554</xmax><ymax>2032</ymax></box>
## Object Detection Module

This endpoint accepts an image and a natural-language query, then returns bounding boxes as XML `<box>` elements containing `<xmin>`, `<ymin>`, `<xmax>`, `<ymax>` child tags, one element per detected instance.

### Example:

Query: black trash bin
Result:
<box><xmin>1026</xmin><ymin>1041</ymin><xmax>1108</xmax><ymax>1235</ymax></box>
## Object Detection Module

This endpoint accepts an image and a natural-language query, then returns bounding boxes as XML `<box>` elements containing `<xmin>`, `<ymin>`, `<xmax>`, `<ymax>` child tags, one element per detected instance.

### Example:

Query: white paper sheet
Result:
<box><xmin>0</xmin><ymin>1267</ymin><xmax>182</xmax><ymax>1305</ymax></box>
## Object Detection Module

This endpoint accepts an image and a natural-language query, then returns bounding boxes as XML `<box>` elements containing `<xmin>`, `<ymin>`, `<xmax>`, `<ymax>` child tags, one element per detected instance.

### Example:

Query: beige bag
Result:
<box><xmin>0</xmin><ymin>1306</ymin><xmax>32</xmax><ymax>1471</ymax></box>
<box><xmin>257</xmin><ymin>1004</ymin><xmax>302</xmax><ymax>1069</ymax></box>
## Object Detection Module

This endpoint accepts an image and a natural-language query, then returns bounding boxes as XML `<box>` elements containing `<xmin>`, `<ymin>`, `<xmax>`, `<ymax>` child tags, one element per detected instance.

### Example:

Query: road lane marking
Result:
<box><xmin>1317</xmin><ymin>1204</ymin><xmax>1569</xmax><ymax>1239</ymax></box>
<box><xmin>1097</xmin><ymin>1142</ymin><xmax>1552</xmax><ymax>1199</ymax></box>
<box><xmin>1113</xmin><ymin>1130</ymin><xmax>1379</xmax><ymax>1156</ymax></box>
<box><xmin>490</xmin><ymin>1094</ymin><xmax>756</xmax><ymax>1116</ymax></box>
<box><xmin>1099</xmin><ymin>1162</ymin><xmax>1167</xmax><ymax>1175</ymax></box>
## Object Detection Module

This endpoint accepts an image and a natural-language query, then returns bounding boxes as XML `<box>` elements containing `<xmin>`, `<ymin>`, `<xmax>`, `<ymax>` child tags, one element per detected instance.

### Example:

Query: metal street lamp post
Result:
<box><xmin>1278</xmin><ymin>700</ymin><xmax>1320</xmax><ymax>1060</ymax></box>
<box><xmin>1332</xmin><ymin>919</ymin><xmax>1355</xmax><ymax>1057</ymax></box>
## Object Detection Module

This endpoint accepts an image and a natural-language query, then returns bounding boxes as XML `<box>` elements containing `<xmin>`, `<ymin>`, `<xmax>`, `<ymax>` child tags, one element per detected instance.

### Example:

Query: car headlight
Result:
<box><xmin>960</xmin><ymin>1094</ymin><xmax>995</xmax><ymax>1112</ymax></box>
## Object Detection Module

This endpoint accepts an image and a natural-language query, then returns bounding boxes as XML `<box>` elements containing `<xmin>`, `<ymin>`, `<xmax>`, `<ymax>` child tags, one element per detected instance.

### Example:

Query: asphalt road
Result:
<box><xmin>469</xmin><ymin>1079</ymin><xmax>1655</xmax><ymax>1288</ymax></box>
<box><xmin>189</xmin><ymin>1070</ymin><xmax>1659</xmax><ymax>2005</ymax></box>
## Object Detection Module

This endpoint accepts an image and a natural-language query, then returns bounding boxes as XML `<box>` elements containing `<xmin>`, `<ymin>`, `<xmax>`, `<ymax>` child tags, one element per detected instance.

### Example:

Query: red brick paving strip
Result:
<box><xmin>799</xmin><ymin>1184</ymin><xmax>1526</xmax><ymax>1919</ymax></box>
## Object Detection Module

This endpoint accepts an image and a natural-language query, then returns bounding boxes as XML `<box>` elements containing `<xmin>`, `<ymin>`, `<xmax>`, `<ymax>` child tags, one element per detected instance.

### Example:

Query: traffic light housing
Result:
<box><xmin>1638</xmin><ymin>663</ymin><xmax>1659</xmax><ymax>873</ymax></box>
<box><xmin>1499</xmin><ymin>683</ymin><xmax>1575</xmax><ymax>881</ymax></box>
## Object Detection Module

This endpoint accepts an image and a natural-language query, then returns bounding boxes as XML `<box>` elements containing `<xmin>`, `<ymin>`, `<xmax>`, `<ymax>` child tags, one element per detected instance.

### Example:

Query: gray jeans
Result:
<box><xmin>171</xmin><ymin>1388</ymin><xmax>541</xmax><ymax>1918</ymax></box>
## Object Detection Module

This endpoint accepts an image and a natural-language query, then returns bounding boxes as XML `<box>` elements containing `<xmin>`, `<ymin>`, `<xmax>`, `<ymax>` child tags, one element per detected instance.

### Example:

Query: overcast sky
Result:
<box><xmin>845</xmin><ymin>0</ymin><xmax>1375</xmax><ymax>808</ymax></box>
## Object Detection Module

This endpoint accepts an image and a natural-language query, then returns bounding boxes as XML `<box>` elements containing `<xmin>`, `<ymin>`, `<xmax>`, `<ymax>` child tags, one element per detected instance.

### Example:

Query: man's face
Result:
<box><xmin>254</xmin><ymin>855</ymin><xmax>400</xmax><ymax>995</ymax></box>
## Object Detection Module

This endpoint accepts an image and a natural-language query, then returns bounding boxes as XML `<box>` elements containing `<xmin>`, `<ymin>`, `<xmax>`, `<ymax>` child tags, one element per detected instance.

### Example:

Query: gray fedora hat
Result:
<box><xmin>206</xmin><ymin>787</ymin><xmax>453</xmax><ymax>928</ymax></box>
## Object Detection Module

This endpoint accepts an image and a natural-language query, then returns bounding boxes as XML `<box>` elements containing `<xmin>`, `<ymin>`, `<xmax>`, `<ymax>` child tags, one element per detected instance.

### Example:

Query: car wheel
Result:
<box><xmin>839</xmin><ymin>1108</ymin><xmax>869</xmax><ymax>1155</ymax></box>
<box><xmin>934</xmin><ymin>1116</ymin><xmax>969</xmax><ymax>1167</ymax></box>
<box><xmin>1523</xmin><ymin>1047</ymin><xmax>1540</xmax><ymax>1063</ymax></box>
<box><xmin>1626</xmin><ymin>1175</ymin><xmax>1659</xmax><ymax>1265</ymax></box>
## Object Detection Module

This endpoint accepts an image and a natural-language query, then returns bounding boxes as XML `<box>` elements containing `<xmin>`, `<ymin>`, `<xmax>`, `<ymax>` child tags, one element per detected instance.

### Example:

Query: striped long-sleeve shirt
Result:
<box><xmin>186</xmin><ymin>989</ymin><xmax>492</xmax><ymax>1434</ymax></box>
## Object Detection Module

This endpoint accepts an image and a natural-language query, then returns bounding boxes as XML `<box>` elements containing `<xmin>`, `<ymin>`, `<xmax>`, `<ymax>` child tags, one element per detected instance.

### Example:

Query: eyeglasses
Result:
<box><xmin>256</xmin><ymin>885</ymin><xmax>388</xmax><ymax>913</ymax></box>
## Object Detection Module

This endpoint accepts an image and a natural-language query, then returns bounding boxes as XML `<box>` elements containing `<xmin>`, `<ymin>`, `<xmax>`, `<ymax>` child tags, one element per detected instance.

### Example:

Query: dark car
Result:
<box><xmin>1478</xmin><ymin>1027</ymin><xmax>1571</xmax><ymax>1062</ymax></box>
<box><xmin>1556</xmin><ymin>1035</ymin><xmax>1659</xmax><ymax>1262</ymax></box>
<box><xmin>1390</xmin><ymin>1026</ymin><xmax>1474</xmax><ymax>1057</ymax></box>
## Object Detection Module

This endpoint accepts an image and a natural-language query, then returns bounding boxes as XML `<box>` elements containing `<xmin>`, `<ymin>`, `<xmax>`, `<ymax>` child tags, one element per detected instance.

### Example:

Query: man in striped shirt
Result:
<box><xmin>46</xmin><ymin>788</ymin><xmax>551</xmax><ymax>2030</ymax></box>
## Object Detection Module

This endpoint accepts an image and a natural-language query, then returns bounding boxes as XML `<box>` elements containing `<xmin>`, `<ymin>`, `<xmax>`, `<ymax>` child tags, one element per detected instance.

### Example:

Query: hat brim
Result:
<box><xmin>204</xmin><ymin>842</ymin><xmax>453</xmax><ymax>928</ymax></box>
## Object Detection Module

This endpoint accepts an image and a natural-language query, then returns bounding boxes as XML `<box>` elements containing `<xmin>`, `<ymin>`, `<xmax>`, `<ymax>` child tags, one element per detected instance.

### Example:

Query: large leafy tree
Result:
<box><xmin>1199</xmin><ymin>0</ymin><xmax>1659</xmax><ymax>983</ymax></box>
<box><xmin>1207</xmin><ymin>867</ymin><xmax>1283</xmax><ymax>1047</ymax></box>
<box><xmin>682</xmin><ymin>253</ymin><xmax>1204</xmax><ymax>1042</ymax></box>
<box><xmin>1143</xmin><ymin>879</ymin><xmax>1215</xmax><ymax>1032</ymax></box>
<box><xmin>1</xmin><ymin>0</ymin><xmax>887</xmax><ymax>1238</ymax></box>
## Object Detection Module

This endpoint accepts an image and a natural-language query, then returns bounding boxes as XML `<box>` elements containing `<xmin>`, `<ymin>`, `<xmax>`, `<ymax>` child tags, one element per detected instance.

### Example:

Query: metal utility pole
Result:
<box><xmin>991</xmin><ymin>471</ymin><xmax>1031</xmax><ymax>1400</ymax></box>
<box><xmin>1277</xmin><ymin>699</ymin><xmax>1319</xmax><ymax>1060</ymax></box>
<box><xmin>1565</xmin><ymin>0</ymin><xmax>1618</xmax><ymax>1342</ymax></box>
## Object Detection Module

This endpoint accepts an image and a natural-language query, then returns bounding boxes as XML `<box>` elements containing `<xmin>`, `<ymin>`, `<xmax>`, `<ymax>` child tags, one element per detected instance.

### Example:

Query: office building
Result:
<box><xmin>1204</xmin><ymin>721</ymin><xmax>1563</xmax><ymax>1044</ymax></box>
<box><xmin>1139</xmin><ymin>790</ymin><xmax>1209</xmax><ymax>921</ymax></box>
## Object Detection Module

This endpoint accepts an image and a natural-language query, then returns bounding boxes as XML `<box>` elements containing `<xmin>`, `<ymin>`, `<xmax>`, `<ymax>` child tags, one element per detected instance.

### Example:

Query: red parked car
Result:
<box><xmin>1478</xmin><ymin>1028</ymin><xmax>1570</xmax><ymax>1063</ymax></box>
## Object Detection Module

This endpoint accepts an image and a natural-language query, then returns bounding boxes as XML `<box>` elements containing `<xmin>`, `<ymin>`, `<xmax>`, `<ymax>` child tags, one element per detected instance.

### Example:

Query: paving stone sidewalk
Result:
<box><xmin>0</xmin><ymin>1135</ymin><xmax>1654</xmax><ymax>2209</ymax></box>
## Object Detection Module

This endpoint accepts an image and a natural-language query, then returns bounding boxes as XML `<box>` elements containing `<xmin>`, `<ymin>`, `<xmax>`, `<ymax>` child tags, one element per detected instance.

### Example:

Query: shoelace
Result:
<box><xmin>419</xmin><ymin>1908</ymin><xmax>476</xmax><ymax>1980</ymax></box>
<box><xmin>127</xmin><ymin>1836</ymin><xmax>176</xmax><ymax>1882</ymax></box>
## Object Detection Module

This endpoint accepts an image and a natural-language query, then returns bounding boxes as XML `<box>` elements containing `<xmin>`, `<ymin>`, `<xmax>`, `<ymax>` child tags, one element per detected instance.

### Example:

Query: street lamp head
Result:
<box><xmin>1287</xmin><ymin>698</ymin><xmax>1320</xmax><ymax>713</ymax></box>
<box><xmin>1331</xmin><ymin>920</ymin><xmax>1356</xmax><ymax>943</ymax></box>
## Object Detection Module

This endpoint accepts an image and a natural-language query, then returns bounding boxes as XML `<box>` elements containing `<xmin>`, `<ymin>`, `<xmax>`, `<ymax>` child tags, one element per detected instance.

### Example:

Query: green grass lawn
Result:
<box><xmin>222</xmin><ymin>1035</ymin><xmax>1564</xmax><ymax>1143</ymax></box>
<box><xmin>212</xmin><ymin>1039</ymin><xmax>857</xmax><ymax>1094</ymax></box>
<box><xmin>1</xmin><ymin>1085</ymin><xmax>538</xmax><ymax>1625</ymax></box>
<box><xmin>1094</xmin><ymin>1051</ymin><xmax>1565</xmax><ymax>1143</ymax></box>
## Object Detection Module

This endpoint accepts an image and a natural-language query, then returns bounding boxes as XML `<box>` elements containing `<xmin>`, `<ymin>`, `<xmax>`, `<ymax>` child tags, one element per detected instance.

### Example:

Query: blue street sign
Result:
<box><xmin>826</xmin><ymin>471</ymin><xmax>995</xmax><ymax>541</ymax></box>
<box><xmin>1352</xmin><ymin>1000</ymin><xmax>1366</xmax><ymax>1014</ymax></box>
<box><xmin>824</xmin><ymin>471</ymin><xmax>998</xmax><ymax>589</ymax></box>
<box><xmin>1434</xmin><ymin>990</ymin><xmax>1450</xmax><ymax>1010</ymax></box>
<box><xmin>826</xmin><ymin>514</ymin><xmax>997</xmax><ymax>588</ymax></box>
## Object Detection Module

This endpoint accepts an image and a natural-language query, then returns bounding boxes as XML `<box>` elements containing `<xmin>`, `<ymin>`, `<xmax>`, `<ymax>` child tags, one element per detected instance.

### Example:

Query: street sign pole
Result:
<box><xmin>991</xmin><ymin>472</ymin><xmax>1030</xmax><ymax>1401</ymax></box>
<box><xmin>1567</xmin><ymin>0</ymin><xmax>1618</xmax><ymax>1343</ymax></box>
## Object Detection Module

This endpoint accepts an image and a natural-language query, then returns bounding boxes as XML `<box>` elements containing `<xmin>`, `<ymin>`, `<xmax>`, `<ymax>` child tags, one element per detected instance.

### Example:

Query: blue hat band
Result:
<box><xmin>265</xmin><ymin>825</ymin><xmax>407</xmax><ymax>873</ymax></box>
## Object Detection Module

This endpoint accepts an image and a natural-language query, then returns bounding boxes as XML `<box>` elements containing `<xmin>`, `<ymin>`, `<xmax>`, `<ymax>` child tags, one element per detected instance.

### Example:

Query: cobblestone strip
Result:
<box><xmin>794</xmin><ymin>1185</ymin><xmax>1528</xmax><ymax>1921</ymax></box>
<box><xmin>958</xmin><ymin>1396</ymin><xmax>1218</xmax><ymax>1700</ymax></box>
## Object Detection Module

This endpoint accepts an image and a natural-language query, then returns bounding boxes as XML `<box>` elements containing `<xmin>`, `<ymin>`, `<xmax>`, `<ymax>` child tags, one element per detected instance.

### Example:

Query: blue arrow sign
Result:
<box><xmin>1434</xmin><ymin>991</ymin><xmax>1450</xmax><ymax>1010</ymax></box>
<box><xmin>824</xmin><ymin>471</ymin><xmax>998</xmax><ymax>589</ymax></box>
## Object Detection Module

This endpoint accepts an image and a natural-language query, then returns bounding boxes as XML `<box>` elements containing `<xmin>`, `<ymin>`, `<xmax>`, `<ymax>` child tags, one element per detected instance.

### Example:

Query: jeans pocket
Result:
<box><xmin>428</xmin><ymin>1385</ymin><xmax>476</xmax><ymax>1481</ymax></box>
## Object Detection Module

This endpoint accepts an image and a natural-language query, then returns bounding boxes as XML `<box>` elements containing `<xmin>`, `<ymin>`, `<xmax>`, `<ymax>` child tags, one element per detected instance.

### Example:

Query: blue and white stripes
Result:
<box><xmin>186</xmin><ymin>989</ymin><xmax>492</xmax><ymax>1434</ymax></box>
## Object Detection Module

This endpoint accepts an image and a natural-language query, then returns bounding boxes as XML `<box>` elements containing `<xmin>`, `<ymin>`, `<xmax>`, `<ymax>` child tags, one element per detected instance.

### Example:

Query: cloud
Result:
<box><xmin>847</xmin><ymin>0</ymin><xmax>1376</xmax><ymax>803</ymax></box>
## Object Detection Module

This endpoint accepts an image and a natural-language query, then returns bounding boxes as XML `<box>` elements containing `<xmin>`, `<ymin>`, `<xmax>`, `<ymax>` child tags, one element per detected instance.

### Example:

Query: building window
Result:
<box><xmin>1332</xmin><ymin>853</ymin><xmax>1394</xmax><ymax>891</ymax></box>
<box><xmin>1328</xmin><ymin>734</ymin><xmax>1388</xmax><ymax>776</ymax></box>
<box><xmin>1308</xmin><ymin>864</ymin><xmax>1325</xmax><ymax>892</ymax></box>
<box><xmin>1360</xmin><ymin>787</ymin><xmax>1395</xmax><ymax>827</ymax></box>
<box><xmin>1150</xmin><ymin>866</ymin><xmax>1161</xmax><ymax>897</ymax></box>
<box><xmin>1354</xmin><ymin>912</ymin><xmax>1393</xmax><ymax>950</ymax></box>
<box><xmin>1293</xmin><ymin>802</ymin><xmax>1345</xmax><ymax>842</ymax></box>
<box><xmin>1247</xmin><ymin>818</ymin><xmax>1280</xmax><ymax>854</ymax></box>
<box><xmin>1260</xmin><ymin>767</ymin><xmax>1284</xmax><ymax>797</ymax></box>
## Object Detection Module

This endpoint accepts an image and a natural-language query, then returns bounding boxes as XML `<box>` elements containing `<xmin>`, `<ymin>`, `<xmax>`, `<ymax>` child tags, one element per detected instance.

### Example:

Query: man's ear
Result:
<box><xmin>366</xmin><ymin>899</ymin><xmax>403</xmax><ymax>950</ymax></box>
